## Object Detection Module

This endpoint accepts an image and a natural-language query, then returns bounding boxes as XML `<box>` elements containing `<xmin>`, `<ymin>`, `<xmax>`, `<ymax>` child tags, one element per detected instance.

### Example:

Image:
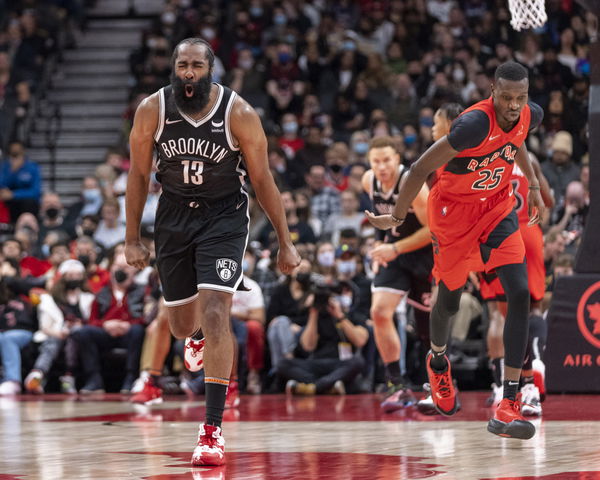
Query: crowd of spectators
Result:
<box><xmin>0</xmin><ymin>1</ymin><xmax>87</xmax><ymax>151</ymax></box>
<box><xmin>0</xmin><ymin>0</ymin><xmax>592</xmax><ymax>396</ymax></box>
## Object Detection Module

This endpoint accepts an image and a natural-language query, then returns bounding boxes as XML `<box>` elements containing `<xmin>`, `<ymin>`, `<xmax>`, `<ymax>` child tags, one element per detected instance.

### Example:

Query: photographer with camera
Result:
<box><xmin>277</xmin><ymin>277</ymin><xmax>369</xmax><ymax>395</ymax></box>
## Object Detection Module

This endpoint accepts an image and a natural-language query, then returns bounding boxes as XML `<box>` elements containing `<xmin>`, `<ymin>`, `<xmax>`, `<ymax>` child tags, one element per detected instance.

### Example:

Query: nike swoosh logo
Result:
<box><xmin>212</xmin><ymin>120</ymin><xmax>224</xmax><ymax>127</ymax></box>
<box><xmin>489</xmin><ymin>134</ymin><xmax>500</xmax><ymax>141</ymax></box>
<box><xmin>166</xmin><ymin>118</ymin><xmax>182</xmax><ymax>125</ymax></box>
<box><xmin>508</xmin><ymin>381</ymin><xmax>519</xmax><ymax>386</ymax></box>
<box><xmin>236</xmin><ymin>201</ymin><xmax>245</xmax><ymax>210</ymax></box>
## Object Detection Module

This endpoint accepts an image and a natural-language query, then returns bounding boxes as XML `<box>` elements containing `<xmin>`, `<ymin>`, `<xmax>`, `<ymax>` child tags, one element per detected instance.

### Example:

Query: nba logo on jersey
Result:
<box><xmin>216</xmin><ymin>258</ymin><xmax>238</xmax><ymax>281</ymax></box>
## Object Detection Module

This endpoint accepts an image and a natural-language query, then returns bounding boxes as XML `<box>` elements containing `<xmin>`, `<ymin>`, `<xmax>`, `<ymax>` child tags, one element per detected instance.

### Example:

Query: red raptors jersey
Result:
<box><xmin>436</xmin><ymin>97</ymin><xmax>531</xmax><ymax>202</ymax></box>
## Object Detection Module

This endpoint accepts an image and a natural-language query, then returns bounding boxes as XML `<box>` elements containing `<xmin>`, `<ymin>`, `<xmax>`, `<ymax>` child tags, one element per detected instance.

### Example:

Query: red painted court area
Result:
<box><xmin>41</xmin><ymin>392</ymin><xmax>600</xmax><ymax>423</ymax></box>
<box><xmin>2</xmin><ymin>392</ymin><xmax>600</xmax><ymax>479</ymax></box>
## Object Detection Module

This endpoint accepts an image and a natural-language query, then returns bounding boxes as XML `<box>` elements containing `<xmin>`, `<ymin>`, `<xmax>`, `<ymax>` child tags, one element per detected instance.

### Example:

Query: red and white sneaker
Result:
<box><xmin>425</xmin><ymin>351</ymin><xmax>459</xmax><ymax>416</ymax></box>
<box><xmin>532</xmin><ymin>358</ymin><xmax>546</xmax><ymax>402</ymax></box>
<box><xmin>225</xmin><ymin>380</ymin><xmax>240</xmax><ymax>409</ymax></box>
<box><xmin>184</xmin><ymin>337</ymin><xmax>205</xmax><ymax>372</ymax></box>
<box><xmin>130</xmin><ymin>377</ymin><xmax>163</xmax><ymax>406</ymax></box>
<box><xmin>191</xmin><ymin>424</ymin><xmax>225</xmax><ymax>466</ymax></box>
<box><xmin>487</xmin><ymin>393</ymin><xmax>536</xmax><ymax>439</ymax></box>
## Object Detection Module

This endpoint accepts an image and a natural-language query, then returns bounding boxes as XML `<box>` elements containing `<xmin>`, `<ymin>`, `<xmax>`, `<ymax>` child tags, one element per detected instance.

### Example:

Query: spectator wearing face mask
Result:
<box><xmin>325</xmin><ymin>142</ymin><xmax>350</xmax><ymax>192</ymax></box>
<box><xmin>224</xmin><ymin>47</ymin><xmax>266</xmax><ymax>101</ymax></box>
<box><xmin>76</xmin><ymin>214</ymin><xmax>100</xmax><ymax>239</ymax></box>
<box><xmin>335</xmin><ymin>244</ymin><xmax>371</xmax><ymax>319</ymax></box>
<box><xmin>24</xmin><ymin>259</ymin><xmax>95</xmax><ymax>394</ymax></box>
<box><xmin>65</xmin><ymin>176</ymin><xmax>104</xmax><ymax>225</ymax></box>
<box><xmin>314</xmin><ymin>241</ymin><xmax>337</xmax><ymax>278</ymax></box>
<box><xmin>349</xmin><ymin>130</ymin><xmax>371</xmax><ymax>165</ymax></box>
<box><xmin>73</xmin><ymin>236</ymin><xmax>110</xmax><ymax>294</ymax></box>
<box><xmin>70</xmin><ymin>252</ymin><xmax>146</xmax><ymax>394</ymax></box>
<box><xmin>0</xmin><ymin>141</ymin><xmax>41</xmax><ymax>222</ymax></box>
<box><xmin>278</xmin><ymin>112</ymin><xmax>304</xmax><ymax>156</ymax></box>
<box><xmin>37</xmin><ymin>192</ymin><xmax>76</xmax><ymax>244</ymax></box>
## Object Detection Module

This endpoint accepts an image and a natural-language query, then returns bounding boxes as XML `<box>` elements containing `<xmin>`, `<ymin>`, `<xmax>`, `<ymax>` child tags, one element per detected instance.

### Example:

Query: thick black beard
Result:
<box><xmin>171</xmin><ymin>72</ymin><xmax>213</xmax><ymax>115</ymax></box>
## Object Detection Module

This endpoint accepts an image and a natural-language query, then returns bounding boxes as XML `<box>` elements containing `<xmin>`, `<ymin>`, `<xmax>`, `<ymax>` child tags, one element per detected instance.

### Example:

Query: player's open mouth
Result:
<box><xmin>185</xmin><ymin>84</ymin><xmax>194</xmax><ymax>97</ymax></box>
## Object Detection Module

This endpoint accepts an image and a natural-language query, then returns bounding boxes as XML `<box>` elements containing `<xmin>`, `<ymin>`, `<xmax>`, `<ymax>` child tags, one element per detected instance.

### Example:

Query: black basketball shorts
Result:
<box><xmin>155</xmin><ymin>191</ymin><xmax>249</xmax><ymax>306</ymax></box>
<box><xmin>372</xmin><ymin>245</ymin><xmax>433</xmax><ymax>308</ymax></box>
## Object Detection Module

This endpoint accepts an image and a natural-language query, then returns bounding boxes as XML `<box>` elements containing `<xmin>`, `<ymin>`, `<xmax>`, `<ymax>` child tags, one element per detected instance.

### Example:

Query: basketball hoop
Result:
<box><xmin>508</xmin><ymin>0</ymin><xmax>548</xmax><ymax>31</ymax></box>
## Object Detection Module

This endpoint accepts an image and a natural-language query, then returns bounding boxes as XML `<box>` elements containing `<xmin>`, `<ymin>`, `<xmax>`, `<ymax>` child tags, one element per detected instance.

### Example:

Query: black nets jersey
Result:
<box><xmin>154</xmin><ymin>83</ymin><xmax>247</xmax><ymax>201</ymax></box>
<box><xmin>369</xmin><ymin>165</ymin><xmax>424</xmax><ymax>244</ymax></box>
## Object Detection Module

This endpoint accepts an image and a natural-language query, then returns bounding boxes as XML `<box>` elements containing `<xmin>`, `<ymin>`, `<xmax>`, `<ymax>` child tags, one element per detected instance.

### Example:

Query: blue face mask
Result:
<box><xmin>420</xmin><ymin>117</ymin><xmax>434</xmax><ymax>127</ymax></box>
<box><xmin>282</xmin><ymin>121</ymin><xmax>298</xmax><ymax>134</ymax></box>
<box><xmin>83</xmin><ymin>188</ymin><xmax>102</xmax><ymax>203</ymax></box>
<box><xmin>404</xmin><ymin>134</ymin><xmax>417</xmax><ymax>146</ymax></box>
<box><xmin>249</xmin><ymin>6</ymin><xmax>263</xmax><ymax>17</ymax></box>
<box><xmin>242</xmin><ymin>259</ymin><xmax>250</xmax><ymax>272</ymax></box>
<box><xmin>342</xmin><ymin>41</ymin><xmax>356</xmax><ymax>51</ymax></box>
<box><xmin>353</xmin><ymin>142</ymin><xmax>369</xmax><ymax>155</ymax></box>
<box><xmin>274</xmin><ymin>13</ymin><xmax>287</xmax><ymax>26</ymax></box>
<box><xmin>278</xmin><ymin>52</ymin><xmax>292</xmax><ymax>64</ymax></box>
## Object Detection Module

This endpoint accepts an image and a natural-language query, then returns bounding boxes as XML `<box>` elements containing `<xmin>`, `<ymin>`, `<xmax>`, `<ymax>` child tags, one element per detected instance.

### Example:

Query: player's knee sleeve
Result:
<box><xmin>430</xmin><ymin>281</ymin><xmax>463</xmax><ymax>348</ymax></box>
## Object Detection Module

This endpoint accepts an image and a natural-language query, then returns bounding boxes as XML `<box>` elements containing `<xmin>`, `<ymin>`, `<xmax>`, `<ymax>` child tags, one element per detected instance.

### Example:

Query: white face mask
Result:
<box><xmin>201</xmin><ymin>28</ymin><xmax>216</xmax><ymax>40</ymax></box>
<box><xmin>337</xmin><ymin>260</ymin><xmax>356</xmax><ymax>276</ymax></box>
<box><xmin>161</xmin><ymin>11</ymin><xmax>176</xmax><ymax>25</ymax></box>
<box><xmin>317</xmin><ymin>250</ymin><xmax>335</xmax><ymax>268</ymax></box>
<box><xmin>453</xmin><ymin>68</ymin><xmax>466</xmax><ymax>83</ymax></box>
<box><xmin>336</xmin><ymin>294</ymin><xmax>353</xmax><ymax>310</ymax></box>
<box><xmin>239</xmin><ymin>58</ymin><xmax>254</xmax><ymax>70</ymax></box>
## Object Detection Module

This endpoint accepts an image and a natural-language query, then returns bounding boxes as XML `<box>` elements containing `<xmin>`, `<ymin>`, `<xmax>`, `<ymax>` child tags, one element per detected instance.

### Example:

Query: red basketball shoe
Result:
<box><xmin>425</xmin><ymin>350</ymin><xmax>459</xmax><ymax>416</ymax></box>
<box><xmin>184</xmin><ymin>337</ymin><xmax>205</xmax><ymax>372</ymax></box>
<box><xmin>130</xmin><ymin>377</ymin><xmax>163</xmax><ymax>406</ymax></box>
<box><xmin>487</xmin><ymin>394</ymin><xmax>536</xmax><ymax>439</ymax></box>
<box><xmin>191</xmin><ymin>424</ymin><xmax>225</xmax><ymax>466</ymax></box>
<box><xmin>225</xmin><ymin>380</ymin><xmax>240</xmax><ymax>409</ymax></box>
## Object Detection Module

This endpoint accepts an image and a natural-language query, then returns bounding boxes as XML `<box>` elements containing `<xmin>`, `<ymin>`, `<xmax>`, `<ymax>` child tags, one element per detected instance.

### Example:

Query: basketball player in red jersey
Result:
<box><xmin>367</xmin><ymin>61</ymin><xmax>545</xmax><ymax>439</ymax></box>
<box><xmin>480</xmin><ymin>154</ymin><xmax>553</xmax><ymax>414</ymax></box>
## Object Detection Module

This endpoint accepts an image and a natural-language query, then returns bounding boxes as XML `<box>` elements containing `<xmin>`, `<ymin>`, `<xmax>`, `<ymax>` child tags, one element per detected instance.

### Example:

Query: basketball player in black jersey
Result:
<box><xmin>361</xmin><ymin>136</ymin><xmax>433</xmax><ymax>412</ymax></box>
<box><xmin>125</xmin><ymin>38</ymin><xmax>300</xmax><ymax>466</ymax></box>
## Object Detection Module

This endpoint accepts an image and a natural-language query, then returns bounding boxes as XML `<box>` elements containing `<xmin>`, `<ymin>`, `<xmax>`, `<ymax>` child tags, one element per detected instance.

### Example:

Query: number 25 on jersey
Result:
<box><xmin>182</xmin><ymin>160</ymin><xmax>204</xmax><ymax>185</ymax></box>
<box><xmin>471</xmin><ymin>167</ymin><xmax>505</xmax><ymax>191</ymax></box>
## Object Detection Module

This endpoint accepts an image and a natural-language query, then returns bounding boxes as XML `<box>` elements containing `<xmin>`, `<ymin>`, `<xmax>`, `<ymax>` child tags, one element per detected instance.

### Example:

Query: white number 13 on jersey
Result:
<box><xmin>181</xmin><ymin>160</ymin><xmax>204</xmax><ymax>185</ymax></box>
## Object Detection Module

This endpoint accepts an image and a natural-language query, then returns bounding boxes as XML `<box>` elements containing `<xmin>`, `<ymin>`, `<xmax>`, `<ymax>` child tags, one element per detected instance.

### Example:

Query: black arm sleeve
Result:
<box><xmin>446</xmin><ymin>110</ymin><xmax>490</xmax><ymax>152</ymax></box>
<box><xmin>528</xmin><ymin>101</ymin><xmax>544</xmax><ymax>131</ymax></box>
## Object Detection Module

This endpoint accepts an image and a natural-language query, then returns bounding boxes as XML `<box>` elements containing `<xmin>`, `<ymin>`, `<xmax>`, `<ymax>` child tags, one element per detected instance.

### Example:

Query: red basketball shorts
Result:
<box><xmin>428</xmin><ymin>185</ymin><xmax>525</xmax><ymax>291</ymax></box>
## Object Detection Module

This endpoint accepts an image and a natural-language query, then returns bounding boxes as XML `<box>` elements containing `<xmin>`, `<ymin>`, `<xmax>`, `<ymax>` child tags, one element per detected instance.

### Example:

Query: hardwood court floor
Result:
<box><xmin>0</xmin><ymin>392</ymin><xmax>599</xmax><ymax>480</ymax></box>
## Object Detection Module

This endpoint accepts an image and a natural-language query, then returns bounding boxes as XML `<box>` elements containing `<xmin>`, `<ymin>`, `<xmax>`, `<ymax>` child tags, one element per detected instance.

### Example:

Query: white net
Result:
<box><xmin>508</xmin><ymin>0</ymin><xmax>548</xmax><ymax>31</ymax></box>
